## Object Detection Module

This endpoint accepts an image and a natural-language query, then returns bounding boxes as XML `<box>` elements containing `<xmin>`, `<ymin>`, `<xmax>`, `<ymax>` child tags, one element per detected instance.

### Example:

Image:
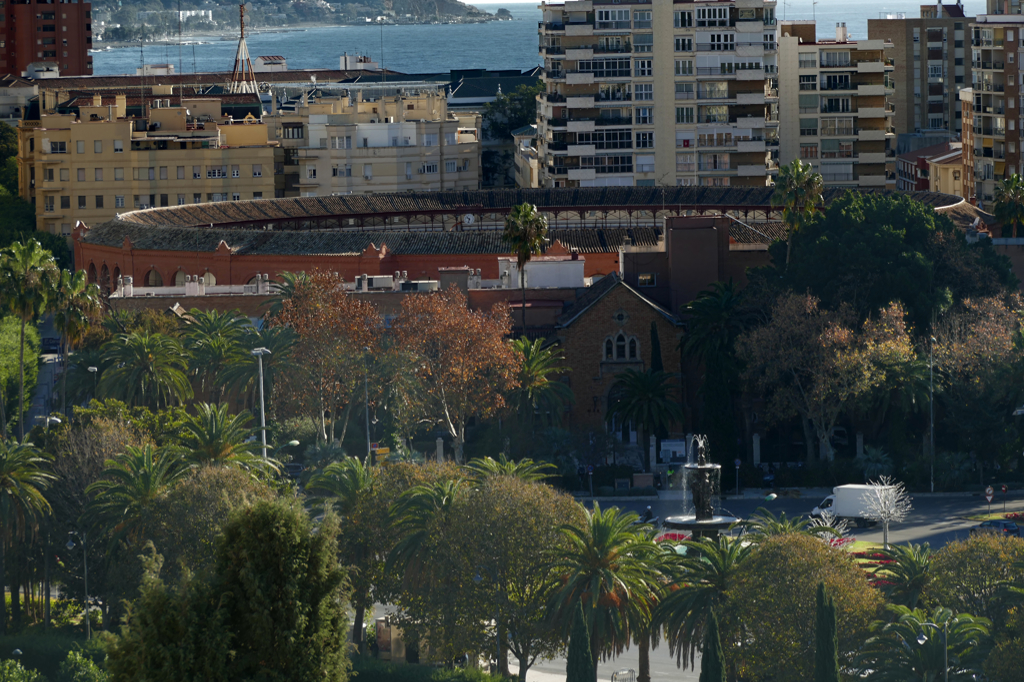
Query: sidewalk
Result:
<box><xmin>25</xmin><ymin>316</ymin><xmax>59</xmax><ymax>435</ymax></box>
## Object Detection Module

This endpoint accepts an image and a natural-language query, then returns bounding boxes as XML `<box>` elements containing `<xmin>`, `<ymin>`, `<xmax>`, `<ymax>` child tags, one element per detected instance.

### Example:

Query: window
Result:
<box><xmin>77</xmin><ymin>195</ymin><xmax>86</xmax><ymax>209</ymax></box>
<box><xmin>675</xmin><ymin>36</ymin><xmax>692</xmax><ymax>52</ymax></box>
<box><xmin>252</xmin><ymin>164</ymin><xmax>262</xmax><ymax>177</ymax></box>
<box><xmin>160</xmin><ymin>194</ymin><xmax>168</xmax><ymax>207</ymax></box>
<box><xmin>634</xmin><ymin>34</ymin><xmax>654</xmax><ymax>52</ymax></box>
<box><xmin>596</xmin><ymin>9</ymin><xmax>629</xmax><ymax>28</ymax></box>
<box><xmin>210</xmin><ymin>193</ymin><xmax>227</xmax><ymax>202</ymax></box>
<box><xmin>580</xmin><ymin>155</ymin><xmax>633</xmax><ymax>173</ymax></box>
<box><xmin>821</xmin><ymin>97</ymin><xmax>851</xmax><ymax>113</ymax></box>
<box><xmin>674</xmin><ymin>10</ymin><xmax>692</xmax><ymax>28</ymax></box>
<box><xmin>60</xmin><ymin>168</ymin><xmax>69</xmax><ymax>182</ymax></box>
<box><xmin>636</xmin><ymin>107</ymin><xmax>653</xmax><ymax>124</ymax></box>
<box><xmin>709</xmin><ymin>33</ymin><xmax>735</xmax><ymax>50</ymax></box>
<box><xmin>93</xmin><ymin>140</ymin><xmax>101</xmax><ymax>153</ymax></box>
<box><xmin>174</xmin><ymin>166</ymin><xmax>183</xmax><ymax>180</ymax></box>
<box><xmin>799</xmin><ymin>52</ymin><xmax>816</xmax><ymax>69</ymax></box>
<box><xmin>635</xmin><ymin>83</ymin><xmax>653</xmax><ymax>101</ymax></box>
<box><xmin>253</xmin><ymin>192</ymin><xmax>263</xmax><ymax>199</ymax></box>
<box><xmin>821</xmin><ymin>73</ymin><xmax>851</xmax><ymax>90</ymax></box>
<box><xmin>232</xmin><ymin>193</ymin><xmax>241</xmax><ymax>201</ymax></box>
<box><xmin>676</xmin><ymin>151</ymin><xmax>695</xmax><ymax>171</ymax></box>
<box><xmin>113</xmin><ymin>140</ymin><xmax>123</xmax><ymax>153</ymax></box>
<box><xmin>634</xmin><ymin>10</ymin><xmax>651</xmax><ymax>28</ymax></box>
<box><xmin>95</xmin><ymin>195</ymin><xmax>103</xmax><ymax>209</ymax></box>
<box><xmin>445</xmin><ymin>132</ymin><xmax>457</xmax><ymax>145</ymax></box>
<box><xmin>637</xmin><ymin>273</ymin><xmax>656</xmax><ymax>287</ymax></box>
<box><xmin>177</xmin><ymin>194</ymin><xmax>186</xmax><ymax>205</ymax></box>
<box><xmin>77</xmin><ymin>168</ymin><xmax>85</xmax><ymax>182</ymax></box>
<box><xmin>635</xmin><ymin>59</ymin><xmax>653</xmax><ymax>77</ymax></box>
<box><xmin>44</xmin><ymin>196</ymin><xmax>54</xmax><ymax>213</ymax></box>
<box><xmin>207</xmin><ymin>165</ymin><xmax>227</xmax><ymax>179</ymax></box>
<box><xmin>159</xmin><ymin>166</ymin><xmax>167</xmax><ymax>180</ymax></box>
<box><xmin>423</xmin><ymin>133</ymin><xmax>438</xmax><ymax>146</ymax></box>
<box><xmin>60</xmin><ymin>196</ymin><xmax>70</xmax><ymax>210</ymax></box>
<box><xmin>76</xmin><ymin>140</ymin><xmax>84</xmax><ymax>154</ymax></box>
<box><xmin>420</xmin><ymin>163</ymin><xmax>438</xmax><ymax>174</ymax></box>
<box><xmin>820</xmin><ymin>139</ymin><xmax>854</xmax><ymax>158</ymax></box>
<box><xmin>577</xmin><ymin>129</ymin><xmax>632</xmax><ymax>149</ymax></box>
<box><xmin>697</xmin><ymin>7</ymin><xmax>728</xmax><ymax>26</ymax></box>
<box><xmin>820</xmin><ymin>51</ymin><xmax>851</xmax><ymax>67</ymax></box>
<box><xmin>306</xmin><ymin>166</ymin><xmax>317</xmax><ymax>179</ymax></box>
<box><xmin>800</xmin><ymin>143</ymin><xmax>818</xmax><ymax>159</ymax></box>
<box><xmin>636</xmin><ymin>132</ymin><xmax>654</xmax><ymax>148</ymax></box>
<box><xmin>675</xmin><ymin>59</ymin><xmax>693</xmax><ymax>76</ymax></box>
<box><xmin>282</xmin><ymin>124</ymin><xmax>304</xmax><ymax>139</ymax></box>
<box><xmin>676</xmin><ymin>82</ymin><xmax>695</xmax><ymax>100</ymax></box>
<box><xmin>929</xmin><ymin>64</ymin><xmax>943</xmax><ymax>78</ymax></box>
<box><xmin>231</xmin><ymin>165</ymin><xmax>240</xmax><ymax>178</ymax></box>
<box><xmin>445</xmin><ymin>160</ymin><xmax>457</xmax><ymax>173</ymax></box>
<box><xmin>193</xmin><ymin>166</ymin><xmax>201</xmax><ymax>179</ymax></box>
<box><xmin>676</xmin><ymin>106</ymin><xmax>695</xmax><ymax>124</ymax></box>
<box><xmin>699</xmin><ymin>105</ymin><xmax>728</xmax><ymax>123</ymax></box>
<box><xmin>193</xmin><ymin>194</ymin><xmax>201</xmax><ymax>203</ymax></box>
<box><xmin>820</xmin><ymin>117</ymin><xmax>855</xmax><ymax>135</ymax></box>
<box><xmin>43</xmin><ymin>168</ymin><xmax>54</xmax><ymax>182</ymax></box>
<box><xmin>799</xmin><ymin>75</ymin><xmax>817</xmax><ymax>90</ymax></box>
<box><xmin>800</xmin><ymin>118</ymin><xmax>818</xmax><ymax>136</ymax></box>
<box><xmin>604</xmin><ymin>338</ymin><xmax>613</xmax><ymax>359</ymax></box>
<box><xmin>363</xmin><ymin>164</ymin><xmax>373</xmax><ymax>180</ymax></box>
<box><xmin>49</xmin><ymin>141</ymin><xmax>66</xmax><ymax>154</ymax></box>
<box><xmin>115</xmin><ymin>195</ymin><xmax>124</xmax><ymax>208</ymax></box>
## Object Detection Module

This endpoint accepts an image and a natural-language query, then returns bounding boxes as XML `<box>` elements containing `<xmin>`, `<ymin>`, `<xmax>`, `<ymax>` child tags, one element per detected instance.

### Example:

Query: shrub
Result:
<box><xmin>0</xmin><ymin>660</ymin><xmax>44</xmax><ymax>682</ymax></box>
<box><xmin>0</xmin><ymin>634</ymin><xmax>105</xmax><ymax>681</ymax></box>
<box><xmin>57</xmin><ymin>651</ymin><xmax>106</xmax><ymax>682</ymax></box>
<box><xmin>351</xmin><ymin>657</ymin><xmax>504</xmax><ymax>682</ymax></box>
<box><xmin>595</xmin><ymin>485</ymin><xmax>615</xmax><ymax>497</ymax></box>
<box><xmin>928</xmin><ymin>534</ymin><xmax>1024</xmax><ymax>627</ymax></box>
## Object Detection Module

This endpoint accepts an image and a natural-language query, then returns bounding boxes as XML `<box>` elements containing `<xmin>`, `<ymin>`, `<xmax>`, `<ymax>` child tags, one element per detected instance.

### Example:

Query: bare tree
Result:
<box><xmin>810</xmin><ymin>508</ymin><xmax>851</xmax><ymax>545</ymax></box>
<box><xmin>865</xmin><ymin>475</ymin><xmax>913</xmax><ymax>548</ymax></box>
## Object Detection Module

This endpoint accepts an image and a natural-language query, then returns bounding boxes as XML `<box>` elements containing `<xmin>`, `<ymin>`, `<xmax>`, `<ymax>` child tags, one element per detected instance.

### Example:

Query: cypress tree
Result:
<box><xmin>699</xmin><ymin>608</ymin><xmax>725</xmax><ymax>682</ymax></box>
<box><xmin>650</xmin><ymin>321</ymin><xmax>664</xmax><ymax>373</ymax></box>
<box><xmin>566</xmin><ymin>602</ymin><xmax>595</xmax><ymax>682</ymax></box>
<box><xmin>814</xmin><ymin>582</ymin><xmax>840</xmax><ymax>682</ymax></box>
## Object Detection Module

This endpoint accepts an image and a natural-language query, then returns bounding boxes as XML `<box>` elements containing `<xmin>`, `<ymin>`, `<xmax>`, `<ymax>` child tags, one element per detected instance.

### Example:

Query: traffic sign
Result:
<box><xmin>373</xmin><ymin>447</ymin><xmax>390</xmax><ymax>455</ymax></box>
<box><xmin>985</xmin><ymin>485</ymin><xmax>994</xmax><ymax>496</ymax></box>
<box><xmin>370</xmin><ymin>442</ymin><xmax>379</xmax><ymax>450</ymax></box>
<box><xmin>1002</xmin><ymin>484</ymin><xmax>1009</xmax><ymax>494</ymax></box>
<box><xmin>985</xmin><ymin>493</ymin><xmax>994</xmax><ymax>503</ymax></box>
<box><xmin>734</xmin><ymin>459</ymin><xmax>742</xmax><ymax>468</ymax></box>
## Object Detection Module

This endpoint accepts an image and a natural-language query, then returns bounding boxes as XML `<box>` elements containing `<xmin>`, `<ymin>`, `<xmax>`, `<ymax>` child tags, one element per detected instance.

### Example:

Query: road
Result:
<box><xmin>373</xmin><ymin>491</ymin><xmax>1024</xmax><ymax>682</ymax></box>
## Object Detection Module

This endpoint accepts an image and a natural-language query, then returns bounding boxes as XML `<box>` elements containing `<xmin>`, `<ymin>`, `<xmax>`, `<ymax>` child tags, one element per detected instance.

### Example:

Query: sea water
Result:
<box><xmin>91</xmin><ymin>0</ymin><xmax>989</xmax><ymax>77</ymax></box>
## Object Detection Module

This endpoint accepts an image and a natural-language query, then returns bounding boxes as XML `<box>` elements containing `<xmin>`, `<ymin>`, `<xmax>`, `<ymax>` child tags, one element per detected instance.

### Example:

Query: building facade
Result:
<box><xmin>267</xmin><ymin>87</ymin><xmax>481</xmax><ymax>197</ymax></box>
<box><xmin>2</xmin><ymin>0</ymin><xmax>93</xmax><ymax>77</ymax></box>
<box><xmin>896</xmin><ymin>140</ymin><xmax>959</xmax><ymax>190</ymax></box>
<box><xmin>867</xmin><ymin>3</ymin><xmax>971</xmax><ymax>138</ymax></box>
<box><xmin>778</xmin><ymin>21</ymin><xmax>894</xmax><ymax>188</ymax></box>
<box><xmin>18</xmin><ymin>95</ymin><xmax>276</xmax><ymax>236</ymax></box>
<box><xmin>969</xmin><ymin>1</ymin><xmax>1024</xmax><ymax>208</ymax></box>
<box><xmin>960</xmin><ymin>86</ymin><xmax>976</xmax><ymax>200</ymax></box>
<box><xmin>536</xmin><ymin>0</ymin><xmax>779</xmax><ymax>189</ymax></box>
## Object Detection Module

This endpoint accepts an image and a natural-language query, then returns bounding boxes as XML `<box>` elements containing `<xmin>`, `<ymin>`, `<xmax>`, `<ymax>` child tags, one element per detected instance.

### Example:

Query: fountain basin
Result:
<box><xmin>663</xmin><ymin>514</ymin><xmax>739</xmax><ymax>539</ymax></box>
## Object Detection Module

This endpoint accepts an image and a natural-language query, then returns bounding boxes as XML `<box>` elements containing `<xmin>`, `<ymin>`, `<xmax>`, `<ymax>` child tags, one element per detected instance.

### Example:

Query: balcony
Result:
<box><xmin>737</xmin><ymin>164</ymin><xmax>769</xmax><ymax>176</ymax></box>
<box><xmin>546</xmin><ymin>118</ymin><xmax>568</xmax><ymax>129</ymax></box>
<box><xmin>858</xmin><ymin>129</ymin><xmax>888</xmax><ymax>141</ymax></box>
<box><xmin>547</xmin><ymin>165</ymin><xmax>569</xmax><ymax>175</ymax></box>
<box><xmin>597</xmin><ymin>93</ymin><xmax>632</xmax><ymax>103</ymax></box>
<box><xmin>567</xmin><ymin>119</ymin><xmax>596</xmax><ymax>132</ymax></box>
<box><xmin>565</xmin><ymin>48</ymin><xmax>594</xmax><ymax>60</ymax></box>
<box><xmin>857</xmin><ymin>84</ymin><xmax>886</xmax><ymax>96</ymax></box>
<box><xmin>593</xmin><ymin>44</ymin><xmax>631</xmax><ymax>54</ymax></box>
<box><xmin>544</xmin><ymin>92</ymin><xmax>567</xmax><ymax>103</ymax></box>
<box><xmin>736</xmin><ymin>91</ymin><xmax>766</xmax><ymax>105</ymax></box>
<box><xmin>568</xmin><ymin>168</ymin><xmax>597</xmax><ymax>180</ymax></box>
<box><xmin>858</xmin><ymin>152</ymin><xmax>887</xmax><ymax>164</ymax></box>
<box><xmin>698</xmin><ymin>163</ymin><xmax>732</xmax><ymax>172</ymax></box>
<box><xmin>566</xmin><ymin>23</ymin><xmax>594</xmax><ymax>36</ymax></box>
<box><xmin>566</xmin><ymin>71</ymin><xmax>595</xmax><ymax>85</ymax></box>
<box><xmin>595</xmin><ymin>116</ymin><xmax>633</xmax><ymax>126</ymax></box>
<box><xmin>542</xmin><ymin>46</ymin><xmax>565</xmax><ymax>55</ymax></box>
<box><xmin>594</xmin><ymin>20</ymin><xmax>629</xmax><ymax>29</ymax></box>
<box><xmin>567</xmin><ymin>144</ymin><xmax>596</xmax><ymax>155</ymax></box>
<box><xmin>567</xmin><ymin>96</ymin><xmax>595</xmax><ymax>108</ymax></box>
<box><xmin>541</xmin><ymin>22</ymin><xmax>565</xmax><ymax>32</ymax></box>
<box><xmin>858</xmin><ymin>174</ymin><xmax>887</xmax><ymax>187</ymax></box>
<box><xmin>736</xmin><ymin>138</ymin><xmax>766</xmax><ymax>153</ymax></box>
<box><xmin>856</xmin><ymin>61</ymin><xmax>885</xmax><ymax>73</ymax></box>
<box><xmin>546</xmin><ymin>141</ymin><xmax>568</xmax><ymax>151</ymax></box>
<box><xmin>857</xmin><ymin>107</ymin><xmax>886</xmax><ymax>118</ymax></box>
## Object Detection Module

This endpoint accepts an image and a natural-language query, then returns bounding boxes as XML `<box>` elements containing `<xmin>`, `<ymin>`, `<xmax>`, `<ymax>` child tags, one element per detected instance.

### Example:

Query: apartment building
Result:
<box><xmin>778</xmin><ymin>21</ymin><xmax>894</xmax><ymax>188</ymax></box>
<box><xmin>960</xmin><ymin>86</ymin><xmax>976</xmax><ymax>200</ymax></box>
<box><xmin>536</xmin><ymin>0</ymin><xmax>779</xmax><ymax>189</ymax></box>
<box><xmin>867</xmin><ymin>3</ymin><xmax>971</xmax><ymax>138</ymax></box>
<box><xmin>896</xmin><ymin>140</ymin><xmax>960</xmax><ymax>190</ymax></box>
<box><xmin>17</xmin><ymin>94</ymin><xmax>276</xmax><ymax>236</ymax></box>
<box><xmin>2</xmin><ymin>0</ymin><xmax>93</xmax><ymax>77</ymax></box>
<box><xmin>267</xmin><ymin>87</ymin><xmax>481</xmax><ymax>196</ymax></box>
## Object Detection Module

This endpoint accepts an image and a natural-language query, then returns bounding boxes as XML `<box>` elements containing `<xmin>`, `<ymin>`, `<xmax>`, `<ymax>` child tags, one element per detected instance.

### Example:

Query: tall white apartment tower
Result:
<box><xmin>537</xmin><ymin>0</ymin><xmax>779</xmax><ymax>188</ymax></box>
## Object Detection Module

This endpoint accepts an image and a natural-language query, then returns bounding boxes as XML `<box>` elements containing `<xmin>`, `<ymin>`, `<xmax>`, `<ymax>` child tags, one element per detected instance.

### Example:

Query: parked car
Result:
<box><xmin>970</xmin><ymin>519</ymin><xmax>1020</xmax><ymax>537</ymax></box>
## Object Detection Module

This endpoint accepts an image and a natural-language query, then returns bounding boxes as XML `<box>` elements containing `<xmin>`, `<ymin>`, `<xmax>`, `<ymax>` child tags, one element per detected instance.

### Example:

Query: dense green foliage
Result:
<box><xmin>566</xmin><ymin>603</ymin><xmax>594</xmax><ymax>682</ymax></box>
<box><xmin>814</xmin><ymin>583</ymin><xmax>839</xmax><ymax>682</ymax></box>
<box><xmin>0</xmin><ymin>317</ymin><xmax>39</xmax><ymax>435</ymax></box>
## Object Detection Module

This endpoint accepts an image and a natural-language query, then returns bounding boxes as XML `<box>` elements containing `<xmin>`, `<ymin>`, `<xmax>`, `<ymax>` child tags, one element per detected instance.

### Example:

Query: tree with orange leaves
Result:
<box><xmin>272</xmin><ymin>270</ymin><xmax>382</xmax><ymax>444</ymax></box>
<box><xmin>391</xmin><ymin>286</ymin><xmax>519</xmax><ymax>463</ymax></box>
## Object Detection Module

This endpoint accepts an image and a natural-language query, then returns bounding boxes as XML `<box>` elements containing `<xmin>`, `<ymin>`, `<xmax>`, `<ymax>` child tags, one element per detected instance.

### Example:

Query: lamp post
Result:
<box><xmin>87</xmin><ymin>366</ymin><xmax>98</xmax><ymax>397</ymax></box>
<box><xmin>251</xmin><ymin>347</ymin><xmax>271</xmax><ymax>459</ymax></box>
<box><xmin>363</xmin><ymin>347</ymin><xmax>371</xmax><ymax>464</ymax></box>
<box><xmin>66</xmin><ymin>531</ymin><xmax>90</xmax><ymax>640</ymax></box>
<box><xmin>916</xmin><ymin>619</ymin><xmax>949</xmax><ymax>682</ymax></box>
<box><xmin>929</xmin><ymin>336</ymin><xmax>935</xmax><ymax>493</ymax></box>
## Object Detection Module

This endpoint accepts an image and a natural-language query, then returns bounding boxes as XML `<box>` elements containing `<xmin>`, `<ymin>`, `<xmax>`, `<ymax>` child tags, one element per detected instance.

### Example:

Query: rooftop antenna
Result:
<box><xmin>229</xmin><ymin>4</ymin><xmax>258</xmax><ymax>94</ymax></box>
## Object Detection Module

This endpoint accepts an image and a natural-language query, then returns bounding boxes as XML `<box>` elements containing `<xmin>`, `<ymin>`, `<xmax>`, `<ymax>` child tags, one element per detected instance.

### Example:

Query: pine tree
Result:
<box><xmin>567</xmin><ymin>602</ymin><xmax>595</xmax><ymax>682</ymax></box>
<box><xmin>814</xmin><ymin>582</ymin><xmax>840</xmax><ymax>682</ymax></box>
<box><xmin>699</xmin><ymin>608</ymin><xmax>725</xmax><ymax>682</ymax></box>
<box><xmin>650</xmin><ymin>321</ymin><xmax>663</xmax><ymax>373</ymax></box>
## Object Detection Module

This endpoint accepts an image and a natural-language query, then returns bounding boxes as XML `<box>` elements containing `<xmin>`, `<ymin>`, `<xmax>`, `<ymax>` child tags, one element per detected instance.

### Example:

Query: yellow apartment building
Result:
<box><xmin>17</xmin><ymin>93</ymin><xmax>276</xmax><ymax>236</ymax></box>
<box><xmin>267</xmin><ymin>86</ymin><xmax>481</xmax><ymax>196</ymax></box>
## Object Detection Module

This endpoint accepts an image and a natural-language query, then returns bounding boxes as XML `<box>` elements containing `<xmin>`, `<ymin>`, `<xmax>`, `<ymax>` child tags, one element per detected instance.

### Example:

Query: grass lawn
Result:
<box><xmin>965</xmin><ymin>511</ymin><xmax>1019</xmax><ymax>521</ymax></box>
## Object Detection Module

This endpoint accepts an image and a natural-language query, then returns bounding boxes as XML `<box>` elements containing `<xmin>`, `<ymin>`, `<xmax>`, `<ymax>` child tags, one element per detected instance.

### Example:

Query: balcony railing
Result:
<box><xmin>698</xmin><ymin>163</ymin><xmax>731</xmax><ymax>171</ymax></box>
<box><xmin>547</xmin><ymin>166</ymin><xmax>569</xmax><ymax>175</ymax></box>
<box><xmin>542</xmin><ymin>46</ymin><xmax>565</xmax><ymax>55</ymax></box>
<box><xmin>594</xmin><ymin>44</ymin><xmax>631</xmax><ymax>53</ymax></box>
<box><xmin>595</xmin><ymin>116</ymin><xmax>633</xmax><ymax>126</ymax></box>
<box><xmin>597</xmin><ymin>92</ymin><xmax>632</xmax><ymax>102</ymax></box>
<box><xmin>595</xmin><ymin>20</ymin><xmax>630</xmax><ymax>29</ymax></box>
<box><xmin>544</xmin><ymin>92</ymin><xmax>567</xmax><ymax>102</ymax></box>
<box><xmin>541</xmin><ymin>22</ymin><xmax>565</xmax><ymax>31</ymax></box>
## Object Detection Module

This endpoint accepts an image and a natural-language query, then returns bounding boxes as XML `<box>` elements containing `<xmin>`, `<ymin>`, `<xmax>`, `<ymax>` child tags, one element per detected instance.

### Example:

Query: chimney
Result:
<box><xmin>836</xmin><ymin>22</ymin><xmax>848</xmax><ymax>43</ymax></box>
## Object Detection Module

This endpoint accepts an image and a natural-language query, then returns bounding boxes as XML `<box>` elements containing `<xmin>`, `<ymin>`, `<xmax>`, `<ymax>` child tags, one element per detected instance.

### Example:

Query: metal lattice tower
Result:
<box><xmin>229</xmin><ymin>5</ymin><xmax>258</xmax><ymax>94</ymax></box>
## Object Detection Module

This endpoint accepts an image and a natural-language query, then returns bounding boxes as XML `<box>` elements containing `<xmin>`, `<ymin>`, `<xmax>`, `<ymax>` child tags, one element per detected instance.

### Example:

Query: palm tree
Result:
<box><xmin>0</xmin><ymin>439</ymin><xmax>53</xmax><ymax>634</ymax></box>
<box><xmin>463</xmin><ymin>454</ymin><xmax>556</xmax><ymax>483</ymax></box>
<box><xmin>262</xmin><ymin>271</ymin><xmax>311</xmax><ymax>319</ymax></box>
<box><xmin>855</xmin><ymin>605</ymin><xmax>990</xmax><ymax>681</ymax></box>
<box><xmin>734</xmin><ymin>507</ymin><xmax>839</xmax><ymax>542</ymax></box>
<box><xmin>511</xmin><ymin>337</ymin><xmax>574</xmax><ymax>431</ymax></box>
<box><xmin>502</xmin><ymin>203</ymin><xmax>549</xmax><ymax>330</ymax></box>
<box><xmin>62</xmin><ymin>347</ymin><xmax>106</xmax><ymax>406</ymax></box>
<box><xmin>173</xmin><ymin>402</ymin><xmax>270</xmax><ymax>472</ymax></box>
<box><xmin>50</xmin><ymin>269</ymin><xmax>102</xmax><ymax>416</ymax></box>
<box><xmin>188</xmin><ymin>335</ymin><xmax>245</xmax><ymax>403</ymax></box>
<box><xmin>180</xmin><ymin>308</ymin><xmax>248</xmax><ymax>342</ymax></box>
<box><xmin>607</xmin><ymin>369</ymin><xmax>682</xmax><ymax>472</ymax></box>
<box><xmin>547</xmin><ymin>503</ymin><xmax>662</xmax><ymax>672</ymax></box>
<box><xmin>99</xmin><ymin>332</ymin><xmax>193</xmax><ymax>408</ymax></box>
<box><xmin>387</xmin><ymin>478</ymin><xmax>467</xmax><ymax>579</ymax></box>
<box><xmin>994</xmin><ymin>173</ymin><xmax>1024</xmax><ymax>238</ymax></box>
<box><xmin>655</xmin><ymin>535</ymin><xmax>750</xmax><ymax>670</ymax></box>
<box><xmin>679</xmin><ymin>281</ymin><xmax>751</xmax><ymax>370</ymax></box>
<box><xmin>0</xmin><ymin>240</ymin><xmax>57</xmax><ymax>440</ymax></box>
<box><xmin>874</xmin><ymin>543</ymin><xmax>933</xmax><ymax>610</ymax></box>
<box><xmin>84</xmin><ymin>444</ymin><xmax>190</xmax><ymax>547</ymax></box>
<box><xmin>219</xmin><ymin>325</ymin><xmax>297</xmax><ymax>417</ymax></box>
<box><xmin>770</xmin><ymin>159</ymin><xmax>824</xmax><ymax>267</ymax></box>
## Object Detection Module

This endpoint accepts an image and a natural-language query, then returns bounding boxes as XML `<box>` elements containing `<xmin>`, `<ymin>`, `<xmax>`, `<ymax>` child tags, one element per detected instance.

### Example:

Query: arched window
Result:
<box><xmin>99</xmin><ymin>264</ymin><xmax>110</xmax><ymax>292</ymax></box>
<box><xmin>203</xmin><ymin>271</ymin><xmax>217</xmax><ymax>286</ymax></box>
<box><xmin>604</xmin><ymin>338</ymin><xmax>613</xmax><ymax>359</ymax></box>
<box><xmin>628</xmin><ymin>338</ymin><xmax>637</xmax><ymax>360</ymax></box>
<box><xmin>615</xmin><ymin>333</ymin><xmax>626</xmax><ymax>360</ymax></box>
<box><xmin>145</xmin><ymin>269</ymin><xmax>163</xmax><ymax>287</ymax></box>
<box><xmin>87</xmin><ymin>263</ymin><xmax>97</xmax><ymax>283</ymax></box>
<box><xmin>112</xmin><ymin>266</ymin><xmax>121</xmax><ymax>286</ymax></box>
<box><xmin>174</xmin><ymin>270</ymin><xmax>186</xmax><ymax>286</ymax></box>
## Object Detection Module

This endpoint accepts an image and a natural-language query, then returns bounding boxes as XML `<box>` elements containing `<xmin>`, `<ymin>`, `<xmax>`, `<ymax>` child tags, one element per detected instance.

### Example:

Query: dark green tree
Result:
<box><xmin>566</xmin><ymin>601</ymin><xmax>595</xmax><ymax>682</ymax></box>
<box><xmin>815</xmin><ymin>582</ymin><xmax>840</xmax><ymax>682</ymax></box>
<box><xmin>482</xmin><ymin>82</ymin><xmax>544</xmax><ymax>142</ymax></box>
<box><xmin>649</xmin><ymin>321</ymin><xmax>663</xmax><ymax>373</ymax></box>
<box><xmin>698</xmin><ymin>608</ymin><xmax>725</xmax><ymax>682</ymax></box>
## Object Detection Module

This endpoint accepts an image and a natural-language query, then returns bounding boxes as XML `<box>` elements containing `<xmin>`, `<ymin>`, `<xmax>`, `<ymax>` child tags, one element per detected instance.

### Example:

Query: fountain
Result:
<box><xmin>662</xmin><ymin>436</ymin><xmax>739</xmax><ymax>539</ymax></box>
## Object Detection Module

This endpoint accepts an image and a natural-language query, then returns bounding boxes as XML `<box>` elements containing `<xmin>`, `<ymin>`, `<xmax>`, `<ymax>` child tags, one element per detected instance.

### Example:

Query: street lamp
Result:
<box><xmin>66</xmin><ymin>531</ymin><xmax>90</xmax><ymax>640</ymax></box>
<box><xmin>34</xmin><ymin>415</ymin><xmax>61</xmax><ymax>432</ymax></box>
<box><xmin>929</xmin><ymin>336</ymin><xmax>935</xmax><ymax>493</ymax></box>
<box><xmin>251</xmin><ymin>347</ymin><xmax>271</xmax><ymax>459</ymax></box>
<box><xmin>363</xmin><ymin>347</ymin><xmax>371</xmax><ymax>464</ymax></box>
<box><xmin>87</xmin><ymin>366</ymin><xmax>98</xmax><ymax>396</ymax></box>
<box><xmin>916</xmin><ymin>620</ymin><xmax>949</xmax><ymax>682</ymax></box>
